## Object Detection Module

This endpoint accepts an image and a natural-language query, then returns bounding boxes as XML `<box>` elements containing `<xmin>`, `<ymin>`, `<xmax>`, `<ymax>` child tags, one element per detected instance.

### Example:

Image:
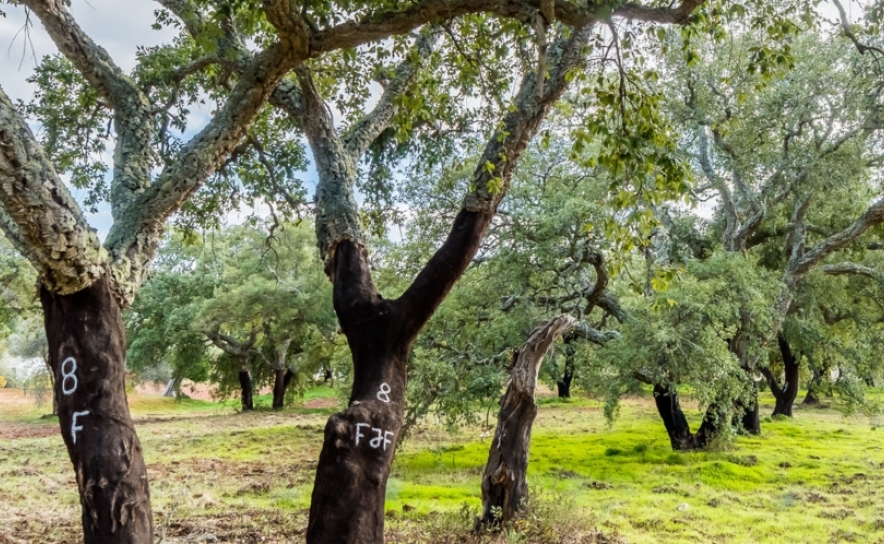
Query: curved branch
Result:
<box><xmin>396</xmin><ymin>26</ymin><xmax>594</xmax><ymax>337</ymax></box>
<box><xmin>823</xmin><ymin>262</ymin><xmax>884</xmax><ymax>283</ymax></box>
<box><xmin>791</xmin><ymin>198</ymin><xmax>884</xmax><ymax>278</ymax></box>
<box><xmin>342</xmin><ymin>28</ymin><xmax>440</xmax><ymax>158</ymax></box>
<box><xmin>103</xmin><ymin>41</ymin><xmax>300</xmax><ymax>304</ymax></box>
<box><xmin>308</xmin><ymin>0</ymin><xmax>704</xmax><ymax>55</ymax></box>
<box><xmin>22</xmin><ymin>0</ymin><xmax>153</xmax><ymax>218</ymax></box>
<box><xmin>0</xmin><ymin>86</ymin><xmax>106</xmax><ymax>294</ymax></box>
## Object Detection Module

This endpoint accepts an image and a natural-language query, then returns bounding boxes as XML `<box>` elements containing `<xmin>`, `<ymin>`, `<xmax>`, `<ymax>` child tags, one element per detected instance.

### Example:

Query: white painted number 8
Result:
<box><xmin>377</xmin><ymin>382</ymin><xmax>391</xmax><ymax>403</ymax></box>
<box><xmin>61</xmin><ymin>357</ymin><xmax>78</xmax><ymax>395</ymax></box>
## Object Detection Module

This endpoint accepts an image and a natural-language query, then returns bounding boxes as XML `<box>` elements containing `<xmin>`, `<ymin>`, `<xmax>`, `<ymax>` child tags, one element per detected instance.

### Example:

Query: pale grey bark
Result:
<box><xmin>290</xmin><ymin>34</ymin><xmax>436</xmax><ymax>259</ymax></box>
<box><xmin>305</xmin><ymin>0</ymin><xmax>704</xmax><ymax>55</ymax></box>
<box><xmin>823</xmin><ymin>262</ymin><xmax>884</xmax><ymax>283</ymax></box>
<box><xmin>21</xmin><ymin>0</ymin><xmax>153</xmax><ymax>220</ymax></box>
<box><xmin>1</xmin><ymin>0</ymin><xmax>306</xmax><ymax>304</ymax></box>
<box><xmin>462</xmin><ymin>27</ymin><xmax>592</xmax><ymax>215</ymax></box>
<box><xmin>0</xmin><ymin>86</ymin><xmax>106</xmax><ymax>294</ymax></box>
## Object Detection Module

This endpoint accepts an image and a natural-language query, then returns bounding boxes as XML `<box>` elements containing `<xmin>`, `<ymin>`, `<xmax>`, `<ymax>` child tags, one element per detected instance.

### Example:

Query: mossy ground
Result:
<box><xmin>1</xmin><ymin>387</ymin><xmax>882</xmax><ymax>543</ymax></box>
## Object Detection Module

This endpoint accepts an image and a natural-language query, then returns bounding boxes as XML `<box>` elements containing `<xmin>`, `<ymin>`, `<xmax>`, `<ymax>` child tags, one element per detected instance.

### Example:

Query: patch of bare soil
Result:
<box><xmin>0</xmin><ymin>422</ymin><xmax>57</xmax><ymax>440</ymax></box>
<box><xmin>303</xmin><ymin>397</ymin><xmax>338</xmax><ymax>409</ymax></box>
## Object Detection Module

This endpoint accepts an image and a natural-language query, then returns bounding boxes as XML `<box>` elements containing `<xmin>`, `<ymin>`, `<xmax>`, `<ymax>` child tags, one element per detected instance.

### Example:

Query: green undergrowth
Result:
<box><xmin>2</xmin><ymin>389</ymin><xmax>884</xmax><ymax>543</ymax></box>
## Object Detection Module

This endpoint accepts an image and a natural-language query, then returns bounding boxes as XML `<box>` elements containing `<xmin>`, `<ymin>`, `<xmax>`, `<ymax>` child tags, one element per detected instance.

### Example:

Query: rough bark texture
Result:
<box><xmin>307</xmin><ymin>212</ymin><xmax>494</xmax><ymax>543</ymax></box>
<box><xmin>40</xmin><ymin>274</ymin><xmax>152</xmax><ymax>544</ymax></box>
<box><xmin>479</xmin><ymin>316</ymin><xmax>576</xmax><ymax>525</ymax></box>
<box><xmin>761</xmin><ymin>334</ymin><xmax>800</xmax><ymax>417</ymax></box>
<box><xmin>652</xmin><ymin>385</ymin><xmax>724</xmax><ymax>451</ymax></box>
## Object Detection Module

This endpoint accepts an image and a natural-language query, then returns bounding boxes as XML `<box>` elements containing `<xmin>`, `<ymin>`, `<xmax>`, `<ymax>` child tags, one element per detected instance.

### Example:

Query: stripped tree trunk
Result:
<box><xmin>761</xmin><ymin>334</ymin><xmax>800</xmax><ymax>417</ymax></box>
<box><xmin>298</xmin><ymin>27</ymin><xmax>596</xmax><ymax>544</ymax></box>
<box><xmin>556</xmin><ymin>335</ymin><xmax>575</xmax><ymax>398</ymax></box>
<box><xmin>271</xmin><ymin>338</ymin><xmax>293</xmax><ymax>409</ymax></box>
<box><xmin>238</xmin><ymin>360</ymin><xmax>254</xmax><ymax>412</ymax></box>
<box><xmin>40</xmin><ymin>274</ymin><xmax>153</xmax><ymax>543</ymax></box>
<box><xmin>479</xmin><ymin>316</ymin><xmax>576</xmax><ymax>525</ymax></box>
<box><xmin>652</xmin><ymin>385</ymin><xmax>725</xmax><ymax>451</ymax></box>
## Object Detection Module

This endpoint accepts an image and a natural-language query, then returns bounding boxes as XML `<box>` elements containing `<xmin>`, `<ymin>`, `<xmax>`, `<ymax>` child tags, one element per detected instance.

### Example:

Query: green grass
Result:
<box><xmin>2</xmin><ymin>387</ymin><xmax>884</xmax><ymax>543</ymax></box>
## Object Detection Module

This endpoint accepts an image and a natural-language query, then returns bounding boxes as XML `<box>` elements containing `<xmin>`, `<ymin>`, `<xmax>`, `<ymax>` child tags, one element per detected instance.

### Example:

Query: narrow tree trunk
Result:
<box><xmin>272</xmin><ymin>368</ymin><xmax>288</xmax><ymax>410</ymax></box>
<box><xmin>770</xmin><ymin>335</ymin><xmax>800</xmax><ymax>417</ymax></box>
<box><xmin>238</xmin><ymin>364</ymin><xmax>253</xmax><ymax>411</ymax></box>
<box><xmin>556</xmin><ymin>371</ymin><xmax>573</xmax><ymax>398</ymax></box>
<box><xmin>45</xmin><ymin>358</ymin><xmax>59</xmax><ymax>416</ymax></box>
<box><xmin>161</xmin><ymin>378</ymin><xmax>176</xmax><ymax>398</ymax></box>
<box><xmin>652</xmin><ymin>385</ymin><xmax>725</xmax><ymax>450</ymax></box>
<box><xmin>479</xmin><ymin>316</ymin><xmax>576</xmax><ymax>526</ymax></box>
<box><xmin>556</xmin><ymin>337</ymin><xmax>575</xmax><ymax>398</ymax></box>
<box><xmin>40</xmin><ymin>274</ymin><xmax>153</xmax><ymax>544</ymax></box>
<box><xmin>803</xmin><ymin>368</ymin><xmax>822</xmax><ymax>405</ymax></box>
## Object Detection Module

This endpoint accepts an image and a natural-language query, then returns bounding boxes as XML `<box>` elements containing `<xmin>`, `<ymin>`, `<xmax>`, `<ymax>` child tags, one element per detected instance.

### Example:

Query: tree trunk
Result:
<box><xmin>272</xmin><ymin>368</ymin><xmax>294</xmax><ymax>410</ymax></box>
<box><xmin>479</xmin><ymin>316</ymin><xmax>576</xmax><ymax>526</ymax></box>
<box><xmin>306</xmin><ymin>241</ymin><xmax>416</xmax><ymax>544</ymax></box>
<box><xmin>735</xmin><ymin>384</ymin><xmax>761</xmax><ymax>435</ymax></box>
<box><xmin>40</xmin><ymin>274</ymin><xmax>153</xmax><ymax>544</ymax></box>
<box><xmin>556</xmin><ymin>370</ymin><xmax>573</xmax><ymax>399</ymax></box>
<box><xmin>652</xmin><ymin>385</ymin><xmax>723</xmax><ymax>451</ymax></box>
<box><xmin>769</xmin><ymin>334</ymin><xmax>800</xmax><ymax>417</ymax></box>
<box><xmin>556</xmin><ymin>337</ymin><xmax>575</xmax><ymax>399</ymax></box>
<box><xmin>161</xmin><ymin>378</ymin><xmax>176</xmax><ymax>398</ymax></box>
<box><xmin>803</xmin><ymin>367</ymin><xmax>823</xmax><ymax>405</ymax></box>
<box><xmin>307</xmin><ymin>212</ymin><xmax>493</xmax><ymax>543</ymax></box>
<box><xmin>238</xmin><ymin>365</ymin><xmax>253</xmax><ymax>411</ymax></box>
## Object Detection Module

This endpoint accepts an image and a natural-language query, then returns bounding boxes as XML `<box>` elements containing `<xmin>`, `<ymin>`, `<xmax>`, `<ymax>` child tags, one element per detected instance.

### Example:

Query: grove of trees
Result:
<box><xmin>2</xmin><ymin>0</ymin><xmax>884</xmax><ymax>543</ymax></box>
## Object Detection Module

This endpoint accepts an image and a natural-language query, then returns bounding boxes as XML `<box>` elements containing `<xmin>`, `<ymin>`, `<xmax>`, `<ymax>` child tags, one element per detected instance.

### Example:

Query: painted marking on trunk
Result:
<box><xmin>61</xmin><ymin>357</ymin><xmax>78</xmax><ymax>395</ymax></box>
<box><xmin>377</xmin><ymin>382</ymin><xmax>391</xmax><ymax>403</ymax></box>
<box><xmin>369</xmin><ymin>428</ymin><xmax>394</xmax><ymax>450</ymax></box>
<box><xmin>71</xmin><ymin>410</ymin><xmax>89</xmax><ymax>444</ymax></box>
<box><xmin>355</xmin><ymin>422</ymin><xmax>395</xmax><ymax>451</ymax></box>
<box><xmin>355</xmin><ymin>423</ymin><xmax>371</xmax><ymax>446</ymax></box>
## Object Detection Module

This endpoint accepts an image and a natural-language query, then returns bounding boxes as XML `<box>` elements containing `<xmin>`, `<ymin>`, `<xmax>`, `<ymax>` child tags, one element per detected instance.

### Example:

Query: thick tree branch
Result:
<box><xmin>0</xmin><ymin>86</ymin><xmax>106</xmax><ymax>294</ymax></box>
<box><xmin>22</xmin><ymin>0</ymin><xmax>153</xmax><ymax>219</ymax></box>
<box><xmin>791</xmin><ymin>198</ymin><xmax>884</xmax><ymax>278</ymax></box>
<box><xmin>295</xmin><ymin>67</ymin><xmax>364</xmax><ymax>259</ymax></box>
<box><xmin>103</xmin><ymin>40</ymin><xmax>302</xmax><ymax>304</ymax></box>
<box><xmin>308</xmin><ymin>0</ymin><xmax>703</xmax><ymax>55</ymax></box>
<box><xmin>823</xmin><ymin>262</ymin><xmax>884</xmax><ymax>283</ymax></box>
<box><xmin>571</xmin><ymin>321</ymin><xmax>620</xmax><ymax>345</ymax></box>
<box><xmin>396</xmin><ymin>26</ymin><xmax>594</xmax><ymax>336</ymax></box>
<box><xmin>342</xmin><ymin>28</ymin><xmax>439</xmax><ymax>158</ymax></box>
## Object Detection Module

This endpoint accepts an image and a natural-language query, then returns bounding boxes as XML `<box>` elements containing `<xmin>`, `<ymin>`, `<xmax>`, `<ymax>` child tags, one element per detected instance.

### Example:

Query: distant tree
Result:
<box><xmin>127</xmin><ymin>222</ymin><xmax>336</xmax><ymax>411</ymax></box>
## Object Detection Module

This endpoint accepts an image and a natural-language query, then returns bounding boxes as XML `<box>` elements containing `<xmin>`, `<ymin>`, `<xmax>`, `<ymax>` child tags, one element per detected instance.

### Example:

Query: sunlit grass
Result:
<box><xmin>2</xmin><ymin>386</ymin><xmax>884</xmax><ymax>543</ymax></box>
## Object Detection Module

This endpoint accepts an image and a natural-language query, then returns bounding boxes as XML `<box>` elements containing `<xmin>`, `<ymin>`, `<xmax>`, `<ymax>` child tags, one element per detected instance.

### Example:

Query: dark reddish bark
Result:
<box><xmin>736</xmin><ymin>390</ymin><xmax>761</xmax><ymax>434</ymax></box>
<box><xmin>307</xmin><ymin>211</ymin><xmax>492</xmax><ymax>544</ymax></box>
<box><xmin>556</xmin><ymin>336</ymin><xmax>575</xmax><ymax>398</ymax></box>
<box><xmin>479</xmin><ymin>317</ymin><xmax>575</xmax><ymax>525</ymax></box>
<box><xmin>761</xmin><ymin>334</ymin><xmax>800</xmax><ymax>417</ymax></box>
<box><xmin>556</xmin><ymin>369</ymin><xmax>573</xmax><ymax>398</ymax></box>
<box><xmin>238</xmin><ymin>369</ymin><xmax>254</xmax><ymax>411</ymax></box>
<box><xmin>272</xmin><ymin>369</ymin><xmax>295</xmax><ymax>409</ymax></box>
<box><xmin>40</xmin><ymin>274</ymin><xmax>153</xmax><ymax>544</ymax></box>
<box><xmin>652</xmin><ymin>384</ymin><xmax>723</xmax><ymax>450</ymax></box>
